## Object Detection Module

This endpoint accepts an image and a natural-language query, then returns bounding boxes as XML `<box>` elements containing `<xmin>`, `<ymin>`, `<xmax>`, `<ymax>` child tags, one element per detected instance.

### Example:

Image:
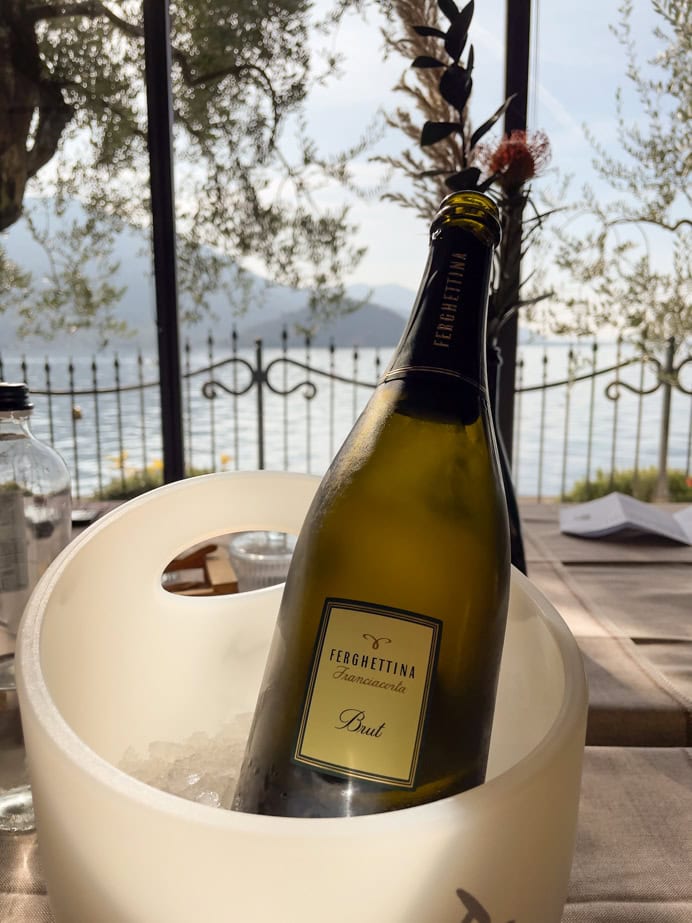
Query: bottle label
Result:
<box><xmin>293</xmin><ymin>598</ymin><xmax>441</xmax><ymax>787</ymax></box>
<box><xmin>0</xmin><ymin>490</ymin><xmax>28</xmax><ymax>593</ymax></box>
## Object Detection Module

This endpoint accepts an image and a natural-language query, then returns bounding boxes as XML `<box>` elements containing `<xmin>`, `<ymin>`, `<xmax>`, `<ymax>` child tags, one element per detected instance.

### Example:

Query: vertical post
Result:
<box><xmin>586</xmin><ymin>341</ymin><xmax>598</xmax><ymax>488</ymax></box>
<box><xmin>654</xmin><ymin>337</ymin><xmax>676</xmax><ymax>501</ymax></box>
<box><xmin>255</xmin><ymin>339</ymin><xmax>265</xmax><ymax>470</ymax></box>
<box><xmin>282</xmin><ymin>328</ymin><xmax>290</xmax><ymax>471</ymax></box>
<box><xmin>686</xmin><ymin>391</ymin><xmax>692</xmax><ymax>479</ymax></box>
<box><xmin>513</xmin><ymin>356</ymin><xmax>524</xmax><ymax>490</ymax></box>
<box><xmin>207</xmin><ymin>334</ymin><xmax>216</xmax><ymax>472</ymax></box>
<box><xmin>232</xmin><ymin>329</ymin><xmax>240</xmax><ymax>470</ymax></box>
<box><xmin>137</xmin><ymin>352</ymin><xmax>148</xmax><ymax>472</ymax></box>
<box><xmin>114</xmin><ymin>355</ymin><xmax>125</xmax><ymax>490</ymax></box>
<box><xmin>633</xmin><ymin>347</ymin><xmax>646</xmax><ymax>496</ymax></box>
<box><xmin>329</xmin><ymin>341</ymin><xmax>336</xmax><ymax>460</ymax></box>
<box><xmin>44</xmin><ymin>357</ymin><xmax>55</xmax><ymax>445</ymax></box>
<box><xmin>183</xmin><ymin>340</ymin><xmax>192</xmax><ymax>471</ymax></box>
<box><xmin>305</xmin><ymin>334</ymin><xmax>313</xmax><ymax>473</ymax></box>
<box><xmin>497</xmin><ymin>0</ymin><xmax>532</xmax><ymax>462</ymax></box>
<box><xmin>143</xmin><ymin>0</ymin><xmax>185</xmax><ymax>484</ymax></box>
<box><xmin>537</xmin><ymin>349</ymin><xmax>548</xmax><ymax>502</ymax></box>
<box><xmin>92</xmin><ymin>358</ymin><xmax>104</xmax><ymax>497</ymax></box>
<box><xmin>68</xmin><ymin>359</ymin><xmax>80</xmax><ymax>501</ymax></box>
<box><xmin>609</xmin><ymin>336</ymin><xmax>622</xmax><ymax>491</ymax></box>
<box><xmin>560</xmin><ymin>348</ymin><xmax>574</xmax><ymax>499</ymax></box>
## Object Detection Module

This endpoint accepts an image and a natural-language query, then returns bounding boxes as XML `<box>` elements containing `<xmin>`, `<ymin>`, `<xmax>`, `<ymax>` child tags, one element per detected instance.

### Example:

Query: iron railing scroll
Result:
<box><xmin>604</xmin><ymin>337</ymin><xmax>692</xmax><ymax>501</ymax></box>
<box><xmin>201</xmin><ymin>338</ymin><xmax>319</xmax><ymax>471</ymax></box>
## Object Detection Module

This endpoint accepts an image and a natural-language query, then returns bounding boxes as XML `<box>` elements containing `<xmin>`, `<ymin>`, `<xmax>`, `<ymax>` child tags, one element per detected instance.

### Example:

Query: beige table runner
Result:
<box><xmin>561</xmin><ymin>746</ymin><xmax>692</xmax><ymax>923</ymax></box>
<box><xmin>0</xmin><ymin>833</ymin><xmax>52</xmax><ymax>922</ymax></box>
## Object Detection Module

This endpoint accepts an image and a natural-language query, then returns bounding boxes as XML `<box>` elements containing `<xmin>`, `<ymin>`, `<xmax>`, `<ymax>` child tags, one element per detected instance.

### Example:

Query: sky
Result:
<box><xmin>296</xmin><ymin>0</ymin><xmax>665</xmax><ymax>293</ymax></box>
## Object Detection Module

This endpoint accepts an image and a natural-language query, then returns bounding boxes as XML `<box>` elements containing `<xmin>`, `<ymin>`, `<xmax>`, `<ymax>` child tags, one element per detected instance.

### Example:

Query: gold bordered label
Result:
<box><xmin>293</xmin><ymin>598</ymin><xmax>441</xmax><ymax>787</ymax></box>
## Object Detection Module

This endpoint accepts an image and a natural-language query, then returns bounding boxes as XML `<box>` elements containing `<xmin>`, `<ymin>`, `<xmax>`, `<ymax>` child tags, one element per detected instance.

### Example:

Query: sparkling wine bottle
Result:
<box><xmin>233</xmin><ymin>190</ymin><xmax>510</xmax><ymax>817</ymax></box>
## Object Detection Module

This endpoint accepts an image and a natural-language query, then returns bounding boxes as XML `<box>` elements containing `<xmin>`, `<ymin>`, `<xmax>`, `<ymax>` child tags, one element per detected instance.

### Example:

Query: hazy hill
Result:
<box><xmin>236</xmin><ymin>303</ymin><xmax>405</xmax><ymax>348</ymax></box>
<box><xmin>0</xmin><ymin>201</ymin><xmax>414</xmax><ymax>355</ymax></box>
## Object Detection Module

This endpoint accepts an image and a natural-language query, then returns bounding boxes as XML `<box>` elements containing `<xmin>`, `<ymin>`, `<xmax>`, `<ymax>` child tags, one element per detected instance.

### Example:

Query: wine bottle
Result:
<box><xmin>233</xmin><ymin>190</ymin><xmax>510</xmax><ymax>818</ymax></box>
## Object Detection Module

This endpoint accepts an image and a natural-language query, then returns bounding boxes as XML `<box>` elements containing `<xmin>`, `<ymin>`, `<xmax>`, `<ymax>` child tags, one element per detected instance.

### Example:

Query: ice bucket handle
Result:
<box><xmin>63</xmin><ymin>471</ymin><xmax>319</xmax><ymax>613</ymax></box>
<box><xmin>28</xmin><ymin>472</ymin><xmax>321</xmax><ymax>747</ymax></box>
<box><xmin>124</xmin><ymin>470</ymin><xmax>318</xmax><ymax>584</ymax></box>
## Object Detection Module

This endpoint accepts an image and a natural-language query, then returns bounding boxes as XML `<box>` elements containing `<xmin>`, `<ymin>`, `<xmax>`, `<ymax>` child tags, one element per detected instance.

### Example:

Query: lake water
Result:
<box><xmin>1</xmin><ymin>340</ymin><xmax>689</xmax><ymax>499</ymax></box>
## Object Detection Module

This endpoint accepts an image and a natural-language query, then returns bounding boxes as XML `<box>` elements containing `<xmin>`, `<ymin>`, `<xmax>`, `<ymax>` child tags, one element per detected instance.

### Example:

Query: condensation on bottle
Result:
<box><xmin>0</xmin><ymin>383</ymin><xmax>71</xmax><ymax>637</ymax></box>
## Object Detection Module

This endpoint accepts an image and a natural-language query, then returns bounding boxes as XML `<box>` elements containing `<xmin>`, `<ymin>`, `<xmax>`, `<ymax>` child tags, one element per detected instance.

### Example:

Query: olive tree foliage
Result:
<box><xmin>531</xmin><ymin>0</ymin><xmax>691</xmax><ymax>356</ymax></box>
<box><xmin>0</xmin><ymin>0</ymin><xmax>371</xmax><ymax>343</ymax></box>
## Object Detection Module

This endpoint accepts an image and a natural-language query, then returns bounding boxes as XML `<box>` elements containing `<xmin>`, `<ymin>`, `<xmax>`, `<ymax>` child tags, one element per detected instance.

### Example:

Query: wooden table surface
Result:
<box><xmin>522</xmin><ymin>501</ymin><xmax>691</xmax><ymax>922</ymax></box>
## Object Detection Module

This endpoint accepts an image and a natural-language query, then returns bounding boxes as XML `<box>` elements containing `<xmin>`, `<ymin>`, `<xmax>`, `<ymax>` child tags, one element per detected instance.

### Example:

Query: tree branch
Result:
<box><xmin>26</xmin><ymin>82</ymin><xmax>73</xmax><ymax>177</ymax></box>
<box><xmin>607</xmin><ymin>215</ymin><xmax>692</xmax><ymax>233</ymax></box>
<box><xmin>31</xmin><ymin>1</ymin><xmax>281</xmax><ymax>147</ymax></box>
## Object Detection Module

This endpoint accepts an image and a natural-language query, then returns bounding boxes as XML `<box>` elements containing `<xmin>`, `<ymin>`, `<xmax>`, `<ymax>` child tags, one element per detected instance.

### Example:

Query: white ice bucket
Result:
<box><xmin>16</xmin><ymin>471</ymin><xmax>587</xmax><ymax>923</ymax></box>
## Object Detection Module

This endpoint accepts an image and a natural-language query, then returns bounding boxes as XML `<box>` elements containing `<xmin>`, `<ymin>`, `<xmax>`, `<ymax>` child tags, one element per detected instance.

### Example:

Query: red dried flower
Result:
<box><xmin>476</xmin><ymin>130</ymin><xmax>551</xmax><ymax>192</ymax></box>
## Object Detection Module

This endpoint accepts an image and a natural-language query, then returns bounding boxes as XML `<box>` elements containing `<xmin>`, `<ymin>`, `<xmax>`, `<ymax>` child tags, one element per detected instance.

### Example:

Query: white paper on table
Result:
<box><xmin>559</xmin><ymin>492</ymin><xmax>692</xmax><ymax>545</ymax></box>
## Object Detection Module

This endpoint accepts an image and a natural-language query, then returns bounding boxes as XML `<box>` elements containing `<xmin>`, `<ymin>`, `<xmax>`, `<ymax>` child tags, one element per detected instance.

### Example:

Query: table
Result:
<box><xmin>0</xmin><ymin>501</ymin><xmax>690</xmax><ymax>921</ymax></box>
<box><xmin>523</xmin><ymin>502</ymin><xmax>692</xmax><ymax>747</ymax></box>
<box><xmin>521</xmin><ymin>502</ymin><xmax>692</xmax><ymax>922</ymax></box>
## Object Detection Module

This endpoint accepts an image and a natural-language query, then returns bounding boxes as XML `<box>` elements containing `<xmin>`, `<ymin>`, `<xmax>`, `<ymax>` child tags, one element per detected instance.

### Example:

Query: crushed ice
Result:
<box><xmin>119</xmin><ymin>712</ymin><xmax>252</xmax><ymax>810</ymax></box>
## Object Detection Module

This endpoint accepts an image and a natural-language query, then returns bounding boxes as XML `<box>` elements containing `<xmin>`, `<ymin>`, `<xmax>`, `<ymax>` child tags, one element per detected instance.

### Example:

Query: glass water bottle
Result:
<box><xmin>0</xmin><ymin>382</ymin><xmax>71</xmax><ymax>832</ymax></box>
<box><xmin>0</xmin><ymin>382</ymin><xmax>71</xmax><ymax>635</ymax></box>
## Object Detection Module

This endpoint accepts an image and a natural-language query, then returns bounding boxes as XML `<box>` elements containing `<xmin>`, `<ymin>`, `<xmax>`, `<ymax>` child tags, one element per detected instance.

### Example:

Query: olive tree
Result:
<box><xmin>531</xmin><ymin>0</ymin><xmax>691</xmax><ymax>498</ymax></box>
<box><xmin>0</xmin><ymin>0</ymin><xmax>369</xmax><ymax>342</ymax></box>
<box><xmin>536</xmin><ymin>0</ymin><xmax>690</xmax><ymax>349</ymax></box>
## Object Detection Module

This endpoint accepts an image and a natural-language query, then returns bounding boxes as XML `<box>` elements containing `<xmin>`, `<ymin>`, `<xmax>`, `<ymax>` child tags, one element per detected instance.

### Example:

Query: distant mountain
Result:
<box><xmin>0</xmin><ymin>200</ymin><xmax>417</xmax><ymax>355</ymax></box>
<box><xmin>345</xmin><ymin>283</ymin><xmax>416</xmax><ymax>317</ymax></box>
<box><xmin>236</xmin><ymin>303</ymin><xmax>405</xmax><ymax>348</ymax></box>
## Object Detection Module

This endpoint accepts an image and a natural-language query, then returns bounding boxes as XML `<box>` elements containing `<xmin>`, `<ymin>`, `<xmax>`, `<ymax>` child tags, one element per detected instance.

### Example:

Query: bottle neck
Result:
<box><xmin>0</xmin><ymin>411</ymin><xmax>32</xmax><ymax>437</ymax></box>
<box><xmin>383</xmin><ymin>224</ymin><xmax>493</xmax><ymax>394</ymax></box>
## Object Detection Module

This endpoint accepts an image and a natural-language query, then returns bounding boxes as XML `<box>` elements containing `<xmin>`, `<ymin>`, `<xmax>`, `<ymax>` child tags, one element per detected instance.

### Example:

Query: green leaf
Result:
<box><xmin>412</xmin><ymin>55</ymin><xmax>446</xmax><ymax>69</ymax></box>
<box><xmin>439</xmin><ymin>66</ymin><xmax>472</xmax><ymax>113</ymax></box>
<box><xmin>445</xmin><ymin>167</ymin><xmax>482</xmax><ymax>190</ymax></box>
<box><xmin>413</xmin><ymin>25</ymin><xmax>446</xmax><ymax>39</ymax></box>
<box><xmin>469</xmin><ymin>95</ymin><xmax>516</xmax><ymax>149</ymax></box>
<box><xmin>421</xmin><ymin>121</ymin><xmax>460</xmax><ymax>146</ymax></box>
<box><xmin>445</xmin><ymin>1</ymin><xmax>475</xmax><ymax>62</ymax></box>
<box><xmin>438</xmin><ymin>0</ymin><xmax>460</xmax><ymax>24</ymax></box>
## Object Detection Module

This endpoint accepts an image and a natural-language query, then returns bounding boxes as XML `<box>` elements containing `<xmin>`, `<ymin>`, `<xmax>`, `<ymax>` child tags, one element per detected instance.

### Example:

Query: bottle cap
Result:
<box><xmin>0</xmin><ymin>383</ymin><xmax>34</xmax><ymax>412</ymax></box>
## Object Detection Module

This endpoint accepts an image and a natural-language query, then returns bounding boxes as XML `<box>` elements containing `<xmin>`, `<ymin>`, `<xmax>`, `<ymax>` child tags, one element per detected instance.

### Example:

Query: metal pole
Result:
<box><xmin>255</xmin><ymin>339</ymin><xmax>265</xmax><ymax>470</ymax></box>
<box><xmin>654</xmin><ymin>337</ymin><xmax>675</xmax><ymax>501</ymax></box>
<box><xmin>497</xmin><ymin>0</ymin><xmax>532</xmax><ymax>462</ymax></box>
<box><xmin>142</xmin><ymin>0</ymin><xmax>185</xmax><ymax>483</ymax></box>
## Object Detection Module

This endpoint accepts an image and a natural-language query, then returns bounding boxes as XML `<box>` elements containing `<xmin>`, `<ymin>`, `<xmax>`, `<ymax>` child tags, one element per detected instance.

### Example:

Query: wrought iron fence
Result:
<box><xmin>512</xmin><ymin>337</ymin><xmax>691</xmax><ymax>500</ymax></box>
<box><xmin>1</xmin><ymin>333</ymin><xmax>690</xmax><ymax>502</ymax></box>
